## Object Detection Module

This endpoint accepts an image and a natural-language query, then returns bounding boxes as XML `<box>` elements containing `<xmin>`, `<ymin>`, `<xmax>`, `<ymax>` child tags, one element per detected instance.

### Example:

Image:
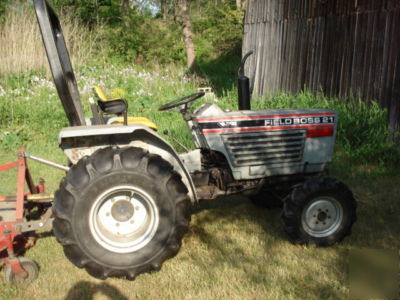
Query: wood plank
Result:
<box><xmin>305</xmin><ymin>17</ymin><xmax>315</xmax><ymax>90</ymax></box>
<box><xmin>385</xmin><ymin>9</ymin><xmax>398</xmax><ymax>119</ymax></box>
<box><xmin>371</xmin><ymin>10</ymin><xmax>386</xmax><ymax>104</ymax></box>
<box><xmin>364</xmin><ymin>11</ymin><xmax>377</xmax><ymax>101</ymax></box>
<box><xmin>388</xmin><ymin>8</ymin><xmax>400</xmax><ymax>135</ymax></box>
<box><xmin>338</xmin><ymin>13</ymin><xmax>350</xmax><ymax>98</ymax></box>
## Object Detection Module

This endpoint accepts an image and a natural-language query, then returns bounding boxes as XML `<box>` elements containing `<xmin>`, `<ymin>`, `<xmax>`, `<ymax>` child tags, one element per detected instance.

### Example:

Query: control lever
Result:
<box><xmin>163</xmin><ymin>130</ymin><xmax>189</xmax><ymax>152</ymax></box>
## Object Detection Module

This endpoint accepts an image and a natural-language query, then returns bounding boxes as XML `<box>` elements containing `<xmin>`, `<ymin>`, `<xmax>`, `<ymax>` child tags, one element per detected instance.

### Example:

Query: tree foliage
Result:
<box><xmin>106</xmin><ymin>11</ymin><xmax>185</xmax><ymax>64</ymax></box>
<box><xmin>100</xmin><ymin>0</ymin><xmax>243</xmax><ymax>65</ymax></box>
<box><xmin>2</xmin><ymin>0</ymin><xmax>243</xmax><ymax>66</ymax></box>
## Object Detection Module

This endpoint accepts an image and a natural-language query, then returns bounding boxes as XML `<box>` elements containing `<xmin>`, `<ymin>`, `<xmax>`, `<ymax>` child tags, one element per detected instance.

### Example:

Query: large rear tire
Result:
<box><xmin>282</xmin><ymin>176</ymin><xmax>356</xmax><ymax>246</ymax></box>
<box><xmin>53</xmin><ymin>147</ymin><xmax>191</xmax><ymax>279</ymax></box>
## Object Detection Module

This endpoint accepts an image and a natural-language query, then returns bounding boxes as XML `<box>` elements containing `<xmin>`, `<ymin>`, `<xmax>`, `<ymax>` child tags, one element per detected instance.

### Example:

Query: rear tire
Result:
<box><xmin>53</xmin><ymin>147</ymin><xmax>191</xmax><ymax>279</ymax></box>
<box><xmin>282</xmin><ymin>176</ymin><xmax>356</xmax><ymax>246</ymax></box>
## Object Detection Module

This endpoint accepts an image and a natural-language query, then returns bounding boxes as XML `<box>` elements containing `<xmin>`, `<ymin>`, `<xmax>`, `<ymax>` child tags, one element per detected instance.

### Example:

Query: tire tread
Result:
<box><xmin>54</xmin><ymin>146</ymin><xmax>190</xmax><ymax>279</ymax></box>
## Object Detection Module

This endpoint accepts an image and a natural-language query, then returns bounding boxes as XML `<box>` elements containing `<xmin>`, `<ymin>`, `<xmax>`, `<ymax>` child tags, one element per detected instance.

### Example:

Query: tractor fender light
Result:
<box><xmin>306</xmin><ymin>127</ymin><xmax>334</xmax><ymax>138</ymax></box>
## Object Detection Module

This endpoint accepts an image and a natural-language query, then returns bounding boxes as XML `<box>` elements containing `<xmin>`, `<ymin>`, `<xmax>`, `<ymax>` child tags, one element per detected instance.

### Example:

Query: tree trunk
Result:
<box><xmin>236</xmin><ymin>0</ymin><xmax>246</xmax><ymax>10</ymax></box>
<box><xmin>176</xmin><ymin>0</ymin><xmax>196</xmax><ymax>71</ymax></box>
<box><xmin>161</xmin><ymin>0</ymin><xmax>167</xmax><ymax>21</ymax></box>
<box><xmin>121</xmin><ymin>0</ymin><xmax>130</xmax><ymax>13</ymax></box>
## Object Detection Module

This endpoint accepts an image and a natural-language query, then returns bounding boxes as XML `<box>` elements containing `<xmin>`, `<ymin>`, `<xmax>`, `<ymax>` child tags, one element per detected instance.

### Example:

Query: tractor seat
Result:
<box><xmin>107</xmin><ymin>116</ymin><xmax>157</xmax><ymax>130</ymax></box>
<box><xmin>94</xmin><ymin>86</ymin><xmax>127</xmax><ymax>115</ymax></box>
<box><xmin>92</xmin><ymin>86</ymin><xmax>157</xmax><ymax>130</ymax></box>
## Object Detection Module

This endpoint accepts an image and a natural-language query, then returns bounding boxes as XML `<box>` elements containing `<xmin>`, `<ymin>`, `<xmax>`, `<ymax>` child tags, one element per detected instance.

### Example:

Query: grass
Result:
<box><xmin>0</xmin><ymin>64</ymin><xmax>399</xmax><ymax>299</ymax></box>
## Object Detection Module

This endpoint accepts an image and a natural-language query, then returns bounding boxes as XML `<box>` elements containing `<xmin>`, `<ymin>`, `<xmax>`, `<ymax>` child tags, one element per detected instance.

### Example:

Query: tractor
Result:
<box><xmin>0</xmin><ymin>0</ymin><xmax>356</xmax><ymax>283</ymax></box>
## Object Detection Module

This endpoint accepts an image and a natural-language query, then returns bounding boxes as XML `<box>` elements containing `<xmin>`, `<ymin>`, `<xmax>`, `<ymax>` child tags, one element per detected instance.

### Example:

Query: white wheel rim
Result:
<box><xmin>301</xmin><ymin>197</ymin><xmax>343</xmax><ymax>238</ymax></box>
<box><xmin>89</xmin><ymin>185</ymin><xmax>159</xmax><ymax>253</ymax></box>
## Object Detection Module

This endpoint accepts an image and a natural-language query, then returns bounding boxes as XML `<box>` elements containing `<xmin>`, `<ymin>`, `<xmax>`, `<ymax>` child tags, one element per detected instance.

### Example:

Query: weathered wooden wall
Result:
<box><xmin>243</xmin><ymin>0</ymin><xmax>400</xmax><ymax>134</ymax></box>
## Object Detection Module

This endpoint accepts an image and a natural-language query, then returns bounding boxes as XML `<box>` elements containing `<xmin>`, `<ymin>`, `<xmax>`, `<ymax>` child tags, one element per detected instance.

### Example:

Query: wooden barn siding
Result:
<box><xmin>243</xmin><ymin>0</ymin><xmax>400</xmax><ymax>134</ymax></box>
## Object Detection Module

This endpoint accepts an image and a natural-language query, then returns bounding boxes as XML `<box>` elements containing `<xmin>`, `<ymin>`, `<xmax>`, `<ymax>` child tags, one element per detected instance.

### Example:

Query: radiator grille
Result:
<box><xmin>222</xmin><ymin>130</ymin><xmax>306</xmax><ymax>166</ymax></box>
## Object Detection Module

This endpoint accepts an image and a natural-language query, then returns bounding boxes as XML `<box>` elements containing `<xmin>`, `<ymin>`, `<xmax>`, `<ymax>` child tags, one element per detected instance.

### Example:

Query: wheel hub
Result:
<box><xmin>111</xmin><ymin>200</ymin><xmax>134</xmax><ymax>222</ymax></box>
<box><xmin>301</xmin><ymin>197</ymin><xmax>343</xmax><ymax>238</ymax></box>
<box><xmin>89</xmin><ymin>185</ymin><xmax>159</xmax><ymax>254</ymax></box>
<box><xmin>317</xmin><ymin>211</ymin><xmax>327</xmax><ymax>222</ymax></box>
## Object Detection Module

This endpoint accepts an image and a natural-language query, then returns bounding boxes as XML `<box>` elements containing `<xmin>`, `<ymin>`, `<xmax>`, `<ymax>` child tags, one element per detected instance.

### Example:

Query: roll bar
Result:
<box><xmin>33</xmin><ymin>0</ymin><xmax>86</xmax><ymax>126</ymax></box>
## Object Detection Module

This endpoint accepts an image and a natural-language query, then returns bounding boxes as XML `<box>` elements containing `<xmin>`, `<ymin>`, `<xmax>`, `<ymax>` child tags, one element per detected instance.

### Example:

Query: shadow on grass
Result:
<box><xmin>189</xmin><ymin>195</ymin><xmax>284</xmax><ymax>267</ymax></box>
<box><xmin>189</xmin><ymin>196</ymin><xmax>348</xmax><ymax>297</ymax></box>
<box><xmin>192</xmin><ymin>178</ymin><xmax>400</xmax><ymax>251</ymax></box>
<box><xmin>65</xmin><ymin>281</ymin><xmax>128</xmax><ymax>300</ymax></box>
<box><xmin>188</xmin><ymin>182</ymin><xmax>399</xmax><ymax>297</ymax></box>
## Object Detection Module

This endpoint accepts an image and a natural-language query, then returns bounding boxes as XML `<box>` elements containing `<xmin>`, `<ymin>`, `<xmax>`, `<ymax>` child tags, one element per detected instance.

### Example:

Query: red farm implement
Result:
<box><xmin>0</xmin><ymin>149</ymin><xmax>54</xmax><ymax>285</ymax></box>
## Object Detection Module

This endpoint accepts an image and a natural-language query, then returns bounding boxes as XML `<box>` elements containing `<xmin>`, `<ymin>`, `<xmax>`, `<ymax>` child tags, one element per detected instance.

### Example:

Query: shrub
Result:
<box><xmin>104</xmin><ymin>13</ymin><xmax>185</xmax><ymax>65</ymax></box>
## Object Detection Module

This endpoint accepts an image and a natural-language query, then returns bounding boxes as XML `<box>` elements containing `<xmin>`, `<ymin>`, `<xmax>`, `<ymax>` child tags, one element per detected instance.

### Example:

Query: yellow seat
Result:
<box><xmin>109</xmin><ymin>117</ymin><xmax>158</xmax><ymax>130</ymax></box>
<box><xmin>93</xmin><ymin>86</ymin><xmax>157</xmax><ymax>130</ymax></box>
<box><xmin>93</xmin><ymin>86</ymin><xmax>122</xmax><ymax>102</ymax></box>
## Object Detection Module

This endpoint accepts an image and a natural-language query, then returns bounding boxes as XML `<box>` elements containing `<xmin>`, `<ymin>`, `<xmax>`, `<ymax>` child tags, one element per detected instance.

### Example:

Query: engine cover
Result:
<box><xmin>193</xmin><ymin>104</ymin><xmax>337</xmax><ymax>180</ymax></box>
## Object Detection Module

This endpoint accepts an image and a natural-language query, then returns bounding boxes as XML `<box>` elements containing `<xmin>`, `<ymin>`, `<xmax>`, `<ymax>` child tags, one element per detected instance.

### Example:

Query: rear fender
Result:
<box><xmin>59</xmin><ymin>125</ymin><xmax>197</xmax><ymax>203</ymax></box>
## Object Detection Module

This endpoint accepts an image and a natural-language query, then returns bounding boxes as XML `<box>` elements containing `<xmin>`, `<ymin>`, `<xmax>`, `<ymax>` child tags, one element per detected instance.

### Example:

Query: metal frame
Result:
<box><xmin>0</xmin><ymin>150</ymin><xmax>53</xmax><ymax>278</ymax></box>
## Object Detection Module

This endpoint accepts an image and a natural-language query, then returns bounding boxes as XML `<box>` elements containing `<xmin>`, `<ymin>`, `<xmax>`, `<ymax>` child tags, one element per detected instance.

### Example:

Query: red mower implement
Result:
<box><xmin>0</xmin><ymin>150</ymin><xmax>55</xmax><ymax>285</ymax></box>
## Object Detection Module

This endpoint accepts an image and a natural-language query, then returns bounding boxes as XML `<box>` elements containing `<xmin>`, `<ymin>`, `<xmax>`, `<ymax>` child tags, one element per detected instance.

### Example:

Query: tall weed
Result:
<box><xmin>0</xmin><ymin>62</ymin><xmax>397</xmax><ymax>166</ymax></box>
<box><xmin>0</xmin><ymin>3</ymin><xmax>100</xmax><ymax>78</ymax></box>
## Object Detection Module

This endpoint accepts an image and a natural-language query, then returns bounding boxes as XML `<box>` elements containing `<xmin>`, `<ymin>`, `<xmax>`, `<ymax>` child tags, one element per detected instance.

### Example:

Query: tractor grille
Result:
<box><xmin>222</xmin><ymin>130</ymin><xmax>306</xmax><ymax>166</ymax></box>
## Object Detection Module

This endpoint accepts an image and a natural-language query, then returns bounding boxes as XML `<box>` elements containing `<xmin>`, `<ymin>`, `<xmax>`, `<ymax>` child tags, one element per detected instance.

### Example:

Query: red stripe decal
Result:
<box><xmin>202</xmin><ymin>124</ymin><xmax>334</xmax><ymax>134</ymax></box>
<box><xmin>197</xmin><ymin>112</ymin><xmax>336</xmax><ymax>122</ymax></box>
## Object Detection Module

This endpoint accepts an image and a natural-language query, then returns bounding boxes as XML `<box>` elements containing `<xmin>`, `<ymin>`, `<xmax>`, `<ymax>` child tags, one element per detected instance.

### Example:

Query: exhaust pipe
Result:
<box><xmin>237</xmin><ymin>51</ymin><xmax>253</xmax><ymax>110</ymax></box>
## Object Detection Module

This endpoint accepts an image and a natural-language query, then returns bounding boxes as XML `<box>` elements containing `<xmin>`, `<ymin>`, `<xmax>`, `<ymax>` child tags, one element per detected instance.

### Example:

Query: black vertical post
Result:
<box><xmin>238</xmin><ymin>51</ymin><xmax>253</xmax><ymax>110</ymax></box>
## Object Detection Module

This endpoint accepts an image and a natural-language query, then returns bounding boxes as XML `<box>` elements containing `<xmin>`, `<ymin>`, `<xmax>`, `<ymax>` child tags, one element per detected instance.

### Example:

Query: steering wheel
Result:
<box><xmin>158</xmin><ymin>92</ymin><xmax>205</xmax><ymax>111</ymax></box>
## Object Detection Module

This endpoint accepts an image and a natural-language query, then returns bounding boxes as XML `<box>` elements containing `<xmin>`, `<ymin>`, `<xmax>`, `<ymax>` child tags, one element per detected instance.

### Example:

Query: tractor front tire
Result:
<box><xmin>53</xmin><ymin>147</ymin><xmax>191</xmax><ymax>279</ymax></box>
<box><xmin>282</xmin><ymin>176</ymin><xmax>356</xmax><ymax>246</ymax></box>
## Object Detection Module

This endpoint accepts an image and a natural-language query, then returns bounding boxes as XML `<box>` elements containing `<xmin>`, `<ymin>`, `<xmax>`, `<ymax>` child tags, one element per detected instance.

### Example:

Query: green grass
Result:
<box><xmin>0</xmin><ymin>65</ymin><xmax>399</xmax><ymax>299</ymax></box>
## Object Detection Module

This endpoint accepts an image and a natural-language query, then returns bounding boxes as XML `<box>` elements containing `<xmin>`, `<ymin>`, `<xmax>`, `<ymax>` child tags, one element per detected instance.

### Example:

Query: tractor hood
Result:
<box><xmin>33</xmin><ymin>0</ymin><xmax>86</xmax><ymax>126</ymax></box>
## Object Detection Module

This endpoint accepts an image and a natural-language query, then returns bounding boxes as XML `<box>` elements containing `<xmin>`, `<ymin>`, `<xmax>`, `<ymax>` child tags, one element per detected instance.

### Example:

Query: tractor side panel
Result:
<box><xmin>195</xmin><ymin>106</ymin><xmax>338</xmax><ymax>180</ymax></box>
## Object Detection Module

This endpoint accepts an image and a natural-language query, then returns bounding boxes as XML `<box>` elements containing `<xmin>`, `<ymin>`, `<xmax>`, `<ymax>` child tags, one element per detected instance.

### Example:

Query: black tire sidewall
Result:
<box><xmin>283</xmin><ymin>177</ymin><xmax>356</xmax><ymax>246</ymax></box>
